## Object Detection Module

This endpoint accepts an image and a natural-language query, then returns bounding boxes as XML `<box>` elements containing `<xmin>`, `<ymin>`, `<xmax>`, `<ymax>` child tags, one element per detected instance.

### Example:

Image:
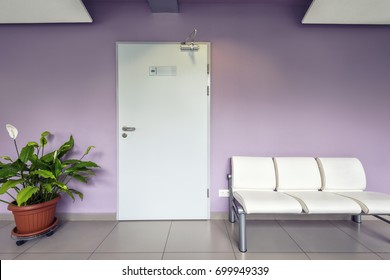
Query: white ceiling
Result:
<box><xmin>0</xmin><ymin>0</ymin><xmax>92</xmax><ymax>24</ymax></box>
<box><xmin>302</xmin><ymin>0</ymin><xmax>390</xmax><ymax>24</ymax></box>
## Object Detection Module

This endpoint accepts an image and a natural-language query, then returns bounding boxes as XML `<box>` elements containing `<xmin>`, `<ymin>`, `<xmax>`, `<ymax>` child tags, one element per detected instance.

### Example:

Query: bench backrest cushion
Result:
<box><xmin>317</xmin><ymin>157</ymin><xmax>366</xmax><ymax>191</ymax></box>
<box><xmin>274</xmin><ymin>157</ymin><xmax>322</xmax><ymax>191</ymax></box>
<box><xmin>231</xmin><ymin>156</ymin><xmax>276</xmax><ymax>191</ymax></box>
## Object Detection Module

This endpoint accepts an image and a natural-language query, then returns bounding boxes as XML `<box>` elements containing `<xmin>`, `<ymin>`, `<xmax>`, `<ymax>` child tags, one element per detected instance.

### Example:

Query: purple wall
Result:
<box><xmin>1</xmin><ymin>1</ymin><xmax>390</xmax><ymax>215</ymax></box>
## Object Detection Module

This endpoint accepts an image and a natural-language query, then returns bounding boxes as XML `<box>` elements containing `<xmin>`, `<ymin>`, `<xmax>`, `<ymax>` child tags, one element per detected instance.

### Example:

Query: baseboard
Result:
<box><xmin>0</xmin><ymin>213</ymin><xmax>117</xmax><ymax>222</ymax></box>
<box><xmin>210</xmin><ymin>212</ymin><xmax>227</xmax><ymax>220</ymax></box>
<box><xmin>0</xmin><ymin>213</ymin><xmax>13</xmax><ymax>221</ymax></box>
<box><xmin>1</xmin><ymin>212</ymin><xmax>380</xmax><ymax>222</ymax></box>
<box><xmin>56</xmin><ymin>213</ymin><xmax>117</xmax><ymax>221</ymax></box>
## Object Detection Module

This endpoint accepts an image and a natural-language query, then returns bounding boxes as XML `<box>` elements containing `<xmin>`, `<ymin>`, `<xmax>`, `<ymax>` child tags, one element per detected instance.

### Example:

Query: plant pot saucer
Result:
<box><xmin>11</xmin><ymin>217</ymin><xmax>59</xmax><ymax>238</ymax></box>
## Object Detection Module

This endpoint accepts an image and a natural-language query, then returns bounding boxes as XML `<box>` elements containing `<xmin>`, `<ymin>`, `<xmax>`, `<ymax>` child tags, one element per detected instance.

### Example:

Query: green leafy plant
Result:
<box><xmin>0</xmin><ymin>124</ymin><xmax>99</xmax><ymax>206</ymax></box>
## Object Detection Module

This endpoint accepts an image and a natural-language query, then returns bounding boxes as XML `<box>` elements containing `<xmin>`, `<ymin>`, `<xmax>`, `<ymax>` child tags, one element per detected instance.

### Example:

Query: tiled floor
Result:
<box><xmin>1</xmin><ymin>219</ymin><xmax>390</xmax><ymax>260</ymax></box>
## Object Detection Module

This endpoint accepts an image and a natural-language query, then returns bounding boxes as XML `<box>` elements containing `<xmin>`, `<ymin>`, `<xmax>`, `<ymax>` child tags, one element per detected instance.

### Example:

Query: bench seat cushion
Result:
<box><xmin>284</xmin><ymin>191</ymin><xmax>362</xmax><ymax>214</ymax></box>
<box><xmin>232</xmin><ymin>157</ymin><xmax>276</xmax><ymax>191</ymax></box>
<box><xmin>317</xmin><ymin>157</ymin><xmax>366</xmax><ymax>191</ymax></box>
<box><xmin>233</xmin><ymin>190</ymin><xmax>302</xmax><ymax>214</ymax></box>
<box><xmin>274</xmin><ymin>157</ymin><xmax>322</xmax><ymax>191</ymax></box>
<box><xmin>335</xmin><ymin>191</ymin><xmax>390</xmax><ymax>214</ymax></box>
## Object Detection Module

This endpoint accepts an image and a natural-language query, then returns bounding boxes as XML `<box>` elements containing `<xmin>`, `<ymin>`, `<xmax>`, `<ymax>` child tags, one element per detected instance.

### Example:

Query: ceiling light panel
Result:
<box><xmin>0</xmin><ymin>0</ymin><xmax>92</xmax><ymax>24</ymax></box>
<box><xmin>302</xmin><ymin>0</ymin><xmax>390</xmax><ymax>25</ymax></box>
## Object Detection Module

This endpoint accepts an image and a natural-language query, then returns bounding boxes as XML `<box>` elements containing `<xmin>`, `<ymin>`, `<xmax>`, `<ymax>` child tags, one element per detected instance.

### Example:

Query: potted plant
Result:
<box><xmin>0</xmin><ymin>124</ymin><xmax>99</xmax><ymax>236</ymax></box>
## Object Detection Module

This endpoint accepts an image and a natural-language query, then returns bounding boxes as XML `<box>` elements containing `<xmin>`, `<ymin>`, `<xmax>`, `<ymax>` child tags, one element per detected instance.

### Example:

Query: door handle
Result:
<box><xmin>122</xmin><ymin>126</ymin><xmax>136</xmax><ymax>132</ymax></box>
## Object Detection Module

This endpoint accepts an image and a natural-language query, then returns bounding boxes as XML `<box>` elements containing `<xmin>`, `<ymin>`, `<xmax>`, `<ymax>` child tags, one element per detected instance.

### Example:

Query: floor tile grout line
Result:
<box><xmin>278</xmin><ymin>220</ymin><xmax>388</xmax><ymax>257</ymax></box>
<box><xmin>15</xmin><ymin>222</ymin><xmax>69</xmax><ymax>256</ymax></box>
<box><xmin>12</xmin><ymin>252</ymin><xmax>24</xmax><ymax>260</ymax></box>
<box><xmin>223</xmin><ymin>219</ymin><xmax>238</xmax><ymax>259</ymax></box>
<box><xmin>162</xmin><ymin>250</ymin><xmax>235</xmax><ymax>253</ymax></box>
<box><xmin>4</xmin><ymin>220</ymin><xmax>389</xmax><ymax>260</ymax></box>
<box><xmin>328</xmin><ymin>220</ymin><xmax>375</xmax><ymax>253</ymax></box>
<box><xmin>87</xmin><ymin>221</ymin><xmax>119</xmax><ymax>260</ymax></box>
<box><xmin>375</xmin><ymin>252</ymin><xmax>385</xmax><ymax>259</ymax></box>
<box><xmin>161</xmin><ymin>220</ymin><xmax>173</xmax><ymax>260</ymax></box>
<box><xmin>376</xmin><ymin>253</ymin><xmax>386</xmax><ymax>260</ymax></box>
<box><xmin>276</xmin><ymin>220</ymin><xmax>311</xmax><ymax>260</ymax></box>
<box><xmin>12</xmin><ymin>252</ymin><xmax>93</xmax><ymax>260</ymax></box>
<box><xmin>7</xmin><ymin>220</ymin><xmax>70</xmax><ymax>258</ymax></box>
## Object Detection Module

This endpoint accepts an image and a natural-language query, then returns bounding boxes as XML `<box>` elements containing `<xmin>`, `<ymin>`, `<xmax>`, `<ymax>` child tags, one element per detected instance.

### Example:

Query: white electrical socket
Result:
<box><xmin>219</xmin><ymin>189</ymin><xmax>230</xmax><ymax>197</ymax></box>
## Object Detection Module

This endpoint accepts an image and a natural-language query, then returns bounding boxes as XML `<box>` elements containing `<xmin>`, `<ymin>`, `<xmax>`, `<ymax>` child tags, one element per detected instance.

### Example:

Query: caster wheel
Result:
<box><xmin>16</xmin><ymin>240</ymin><xmax>26</xmax><ymax>246</ymax></box>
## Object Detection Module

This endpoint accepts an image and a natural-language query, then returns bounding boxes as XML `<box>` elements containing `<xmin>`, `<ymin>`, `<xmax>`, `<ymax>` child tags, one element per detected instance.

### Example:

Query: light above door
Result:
<box><xmin>0</xmin><ymin>0</ymin><xmax>92</xmax><ymax>24</ymax></box>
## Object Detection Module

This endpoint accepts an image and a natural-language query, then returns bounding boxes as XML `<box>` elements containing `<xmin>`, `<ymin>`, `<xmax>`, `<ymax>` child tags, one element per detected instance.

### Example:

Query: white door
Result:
<box><xmin>117</xmin><ymin>42</ymin><xmax>210</xmax><ymax>220</ymax></box>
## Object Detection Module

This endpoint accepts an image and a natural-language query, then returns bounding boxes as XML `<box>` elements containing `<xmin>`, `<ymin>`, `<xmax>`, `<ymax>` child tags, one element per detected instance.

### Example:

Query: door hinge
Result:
<box><xmin>207</xmin><ymin>64</ymin><xmax>210</xmax><ymax>75</ymax></box>
<box><xmin>207</xmin><ymin>86</ymin><xmax>210</xmax><ymax>96</ymax></box>
<box><xmin>207</xmin><ymin>189</ymin><xmax>210</xmax><ymax>198</ymax></box>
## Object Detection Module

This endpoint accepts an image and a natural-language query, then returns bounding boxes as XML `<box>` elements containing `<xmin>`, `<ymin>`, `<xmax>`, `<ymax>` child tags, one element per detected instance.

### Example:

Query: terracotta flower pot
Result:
<box><xmin>8</xmin><ymin>196</ymin><xmax>60</xmax><ymax>235</ymax></box>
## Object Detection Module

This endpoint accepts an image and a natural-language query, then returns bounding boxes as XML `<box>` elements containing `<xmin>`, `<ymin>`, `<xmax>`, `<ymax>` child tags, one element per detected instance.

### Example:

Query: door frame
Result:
<box><xmin>115</xmin><ymin>42</ymin><xmax>211</xmax><ymax>220</ymax></box>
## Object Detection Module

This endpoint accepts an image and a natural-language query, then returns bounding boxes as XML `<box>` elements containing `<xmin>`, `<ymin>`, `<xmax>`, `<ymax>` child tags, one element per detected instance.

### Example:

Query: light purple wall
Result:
<box><xmin>1</xmin><ymin>1</ymin><xmax>390</xmax><ymax>214</ymax></box>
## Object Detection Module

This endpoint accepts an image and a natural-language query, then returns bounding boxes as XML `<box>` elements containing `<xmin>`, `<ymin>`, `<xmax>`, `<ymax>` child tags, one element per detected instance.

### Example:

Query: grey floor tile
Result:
<box><xmin>332</xmin><ymin>220</ymin><xmax>390</xmax><ymax>253</ymax></box>
<box><xmin>227</xmin><ymin>220</ymin><xmax>303</xmax><ymax>253</ymax></box>
<box><xmin>308</xmin><ymin>253</ymin><xmax>382</xmax><ymax>260</ymax></box>
<box><xmin>163</xmin><ymin>252</ymin><xmax>236</xmax><ymax>260</ymax></box>
<box><xmin>14</xmin><ymin>253</ymin><xmax>91</xmax><ymax>260</ymax></box>
<box><xmin>2</xmin><ymin>219</ymin><xmax>383</xmax><ymax>260</ymax></box>
<box><xmin>376</xmin><ymin>253</ymin><xmax>390</xmax><ymax>260</ymax></box>
<box><xmin>25</xmin><ymin>221</ymin><xmax>117</xmax><ymax>253</ymax></box>
<box><xmin>279</xmin><ymin>220</ymin><xmax>371</xmax><ymax>253</ymax></box>
<box><xmin>165</xmin><ymin>220</ymin><xmax>233</xmax><ymax>253</ymax></box>
<box><xmin>96</xmin><ymin>221</ymin><xmax>171</xmax><ymax>253</ymax></box>
<box><xmin>0</xmin><ymin>221</ymin><xmax>12</xmax><ymax>229</ymax></box>
<box><xmin>235</xmin><ymin>252</ymin><xmax>309</xmax><ymax>260</ymax></box>
<box><xmin>0</xmin><ymin>253</ymin><xmax>19</xmax><ymax>260</ymax></box>
<box><xmin>89</xmin><ymin>252</ymin><xmax>163</xmax><ymax>260</ymax></box>
<box><xmin>0</xmin><ymin>223</ymin><xmax>41</xmax><ymax>253</ymax></box>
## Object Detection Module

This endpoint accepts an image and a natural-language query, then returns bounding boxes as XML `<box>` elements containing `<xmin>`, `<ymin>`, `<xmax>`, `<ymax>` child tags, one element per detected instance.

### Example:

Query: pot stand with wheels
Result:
<box><xmin>10</xmin><ymin>217</ymin><xmax>59</xmax><ymax>246</ymax></box>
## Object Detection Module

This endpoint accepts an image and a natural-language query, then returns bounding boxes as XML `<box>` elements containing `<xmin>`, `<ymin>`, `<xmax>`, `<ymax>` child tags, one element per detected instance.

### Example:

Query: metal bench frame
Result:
<box><xmin>227</xmin><ymin>174</ymin><xmax>390</xmax><ymax>253</ymax></box>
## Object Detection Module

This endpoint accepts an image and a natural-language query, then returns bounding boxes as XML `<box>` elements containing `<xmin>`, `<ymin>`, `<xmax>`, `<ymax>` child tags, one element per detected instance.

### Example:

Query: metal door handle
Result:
<box><xmin>122</xmin><ymin>126</ymin><xmax>136</xmax><ymax>132</ymax></box>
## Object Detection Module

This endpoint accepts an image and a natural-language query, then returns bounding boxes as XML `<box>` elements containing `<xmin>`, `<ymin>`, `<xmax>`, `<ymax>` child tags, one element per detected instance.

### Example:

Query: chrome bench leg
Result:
<box><xmin>228</xmin><ymin>174</ymin><xmax>235</xmax><ymax>223</ymax></box>
<box><xmin>229</xmin><ymin>205</ymin><xmax>236</xmax><ymax>223</ymax></box>
<box><xmin>229</xmin><ymin>196</ymin><xmax>236</xmax><ymax>223</ymax></box>
<box><xmin>238</xmin><ymin>210</ymin><xmax>247</xmax><ymax>252</ymax></box>
<box><xmin>352</xmin><ymin>214</ymin><xmax>362</xmax><ymax>224</ymax></box>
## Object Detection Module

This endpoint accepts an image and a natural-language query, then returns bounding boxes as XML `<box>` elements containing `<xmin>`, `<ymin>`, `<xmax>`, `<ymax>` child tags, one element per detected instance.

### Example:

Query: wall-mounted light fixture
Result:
<box><xmin>180</xmin><ymin>29</ymin><xmax>200</xmax><ymax>51</ymax></box>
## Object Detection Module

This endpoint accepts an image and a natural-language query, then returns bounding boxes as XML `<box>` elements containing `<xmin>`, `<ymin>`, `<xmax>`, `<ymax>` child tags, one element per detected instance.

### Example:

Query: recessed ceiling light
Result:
<box><xmin>302</xmin><ymin>0</ymin><xmax>390</xmax><ymax>25</ymax></box>
<box><xmin>0</xmin><ymin>0</ymin><xmax>92</xmax><ymax>24</ymax></box>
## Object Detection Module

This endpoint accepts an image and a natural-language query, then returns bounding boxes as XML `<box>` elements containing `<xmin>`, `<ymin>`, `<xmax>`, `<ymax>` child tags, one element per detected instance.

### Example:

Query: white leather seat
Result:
<box><xmin>318</xmin><ymin>157</ymin><xmax>390</xmax><ymax>214</ymax></box>
<box><xmin>234</xmin><ymin>190</ymin><xmax>302</xmax><ymax>214</ymax></box>
<box><xmin>275</xmin><ymin>157</ymin><xmax>362</xmax><ymax>214</ymax></box>
<box><xmin>231</xmin><ymin>156</ymin><xmax>302</xmax><ymax>214</ymax></box>
<box><xmin>335</xmin><ymin>192</ymin><xmax>390</xmax><ymax>214</ymax></box>
<box><xmin>285</xmin><ymin>191</ymin><xmax>362</xmax><ymax>214</ymax></box>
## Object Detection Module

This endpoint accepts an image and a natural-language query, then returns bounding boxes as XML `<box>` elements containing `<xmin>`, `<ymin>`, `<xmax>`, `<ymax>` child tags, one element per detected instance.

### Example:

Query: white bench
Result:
<box><xmin>228</xmin><ymin>157</ymin><xmax>390</xmax><ymax>252</ymax></box>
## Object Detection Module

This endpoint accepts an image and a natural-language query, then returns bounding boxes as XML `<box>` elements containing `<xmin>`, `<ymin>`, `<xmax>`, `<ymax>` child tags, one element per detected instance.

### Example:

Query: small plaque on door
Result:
<box><xmin>149</xmin><ymin>66</ymin><xmax>177</xmax><ymax>76</ymax></box>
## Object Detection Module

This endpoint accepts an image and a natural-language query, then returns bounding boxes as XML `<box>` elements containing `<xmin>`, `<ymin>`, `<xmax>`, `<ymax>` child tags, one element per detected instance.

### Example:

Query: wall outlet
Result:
<box><xmin>219</xmin><ymin>189</ymin><xmax>230</xmax><ymax>197</ymax></box>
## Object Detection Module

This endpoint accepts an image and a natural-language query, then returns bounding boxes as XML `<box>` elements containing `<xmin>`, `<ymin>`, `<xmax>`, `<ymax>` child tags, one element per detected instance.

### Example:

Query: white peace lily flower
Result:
<box><xmin>6</xmin><ymin>124</ymin><xmax>18</xmax><ymax>140</ymax></box>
